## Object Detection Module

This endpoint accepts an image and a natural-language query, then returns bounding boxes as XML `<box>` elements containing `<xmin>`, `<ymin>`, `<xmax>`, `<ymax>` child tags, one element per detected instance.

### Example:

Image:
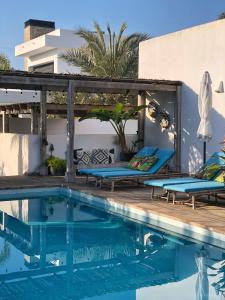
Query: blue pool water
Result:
<box><xmin>0</xmin><ymin>189</ymin><xmax>224</xmax><ymax>300</ymax></box>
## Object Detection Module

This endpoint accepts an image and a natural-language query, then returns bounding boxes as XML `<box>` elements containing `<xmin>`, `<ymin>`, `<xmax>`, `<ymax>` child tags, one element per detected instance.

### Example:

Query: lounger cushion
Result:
<box><xmin>144</xmin><ymin>177</ymin><xmax>207</xmax><ymax>188</ymax></box>
<box><xmin>164</xmin><ymin>181</ymin><xmax>224</xmax><ymax>193</ymax></box>
<box><xmin>148</xmin><ymin>148</ymin><xmax>175</xmax><ymax>174</ymax></box>
<box><xmin>91</xmin><ymin>170</ymin><xmax>149</xmax><ymax>178</ymax></box>
<box><xmin>214</xmin><ymin>170</ymin><xmax>225</xmax><ymax>183</ymax></box>
<box><xmin>136</xmin><ymin>146</ymin><xmax>158</xmax><ymax>157</ymax></box>
<box><xmin>195</xmin><ymin>163</ymin><xmax>223</xmax><ymax>180</ymax></box>
<box><xmin>93</xmin><ymin>148</ymin><xmax>175</xmax><ymax>178</ymax></box>
<box><xmin>79</xmin><ymin>167</ymin><xmax>128</xmax><ymax>175</ymax></box>
<box><xmin>127</xmin><ymin>156</ymin><xmax>143</xmax><ymax>169</ymax></box>
<box><xmin>137</xmin><ymin>156</ymin><xmax>159</xmax><ymax>171</ymax></box>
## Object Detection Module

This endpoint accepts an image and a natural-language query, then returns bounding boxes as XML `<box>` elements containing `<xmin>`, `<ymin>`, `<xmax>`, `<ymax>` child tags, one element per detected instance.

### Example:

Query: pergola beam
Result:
<box><xmin>40</xmin><ymin>90</ymin><xmax>47</xmax><ymax>168</ymax></box>
<box><xmin>1</xmin><ymin>111</ymin><xmax>9</xmax><ymax>133</ymax></box>
<box><xmin>137</xmin><ymin>91</ymin><xmax>146</xmax><ymax>149</ymax></box>
<box><xmin>0</xmin><ymin>72</ymin><xmax>181</xmax><ymax>93</ymax></box>
<box><xmin>174</xmin><ymin>86</ymin><xmax>182</xmax><ymax>172</ymax></box>
<box><xmin>65</xmin><ymin>80</ymin><xmax>75</xmax><ymax>182</ymax></box>
<box><xmin>31</xmin><ymin>107</ymin><xmax>39</xmax><ymax>134</ymax></box>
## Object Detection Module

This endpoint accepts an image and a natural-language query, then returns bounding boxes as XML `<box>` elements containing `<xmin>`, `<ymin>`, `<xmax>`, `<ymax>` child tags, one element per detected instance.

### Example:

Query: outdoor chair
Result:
<box><xmin>79</xmin><ymin>146</ymin><xmax>158</xmax><ymax>180</ymax></box>
<box><xmin>86</xmin><ymin>148</ymin><xmax>175</xmax><ymax>191</ymax></box>
<box><xmin>144</xmin><ymin>151</ymin><xmax>225</xmax><ymax>209</ymax></box>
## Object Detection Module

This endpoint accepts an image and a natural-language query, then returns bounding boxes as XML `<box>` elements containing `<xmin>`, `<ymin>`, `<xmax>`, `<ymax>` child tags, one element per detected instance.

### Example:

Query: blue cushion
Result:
<box><xmin>80</xmin><ymin>167</ymin><xmax>128</xmax><ymax>175</ymax></box>
<box><xmin>164</xmin><ymin>181</ymin><xmax>224</xmax><ymax>193</ymax></box>
<box><xmin>136</xmin><ymin>146</ymin><xmax>158</xmax><ymax>157</ymax></box>
<box><xmin>147</xmin><ymin>148</ymin><xmax>175</xmax><ymax>174</ymax></box>
<box><xmin>204</xmin><ymin>152</ymin><xmax>225</xmax><ymax>167</ymax></box>
<box><xmin>144</xmin><ymin>177</ymin><xmax>207</xmax><ymax>188</ymax></box>
<box><xmin>92</xmin><ymin>170</ymin><xmax>149</xmax><ymax>178</ymax></box>
<box><xmin>91</xmin><ymin>148</ymin><xmax>175</xmax><ymax>178</ymax></box>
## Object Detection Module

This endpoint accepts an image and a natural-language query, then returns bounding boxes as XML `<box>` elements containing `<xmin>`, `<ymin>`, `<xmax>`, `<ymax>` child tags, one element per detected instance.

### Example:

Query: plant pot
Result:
<box><xmin>120</xmin><ymin>152</ymin><xmax>137</xmax><ymax>161</ymax></box>
<box><xmin>49</xmin><ymin>166</ymin><xmax>64</xmax><ymax>176</ymax></box>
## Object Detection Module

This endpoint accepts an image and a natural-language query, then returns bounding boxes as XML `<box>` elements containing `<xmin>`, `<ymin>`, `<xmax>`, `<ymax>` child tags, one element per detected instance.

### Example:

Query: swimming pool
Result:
<box><xmin>0</xmin><ymin>187</ymin><xmax>224</xmax><ymax>300</ymax></box>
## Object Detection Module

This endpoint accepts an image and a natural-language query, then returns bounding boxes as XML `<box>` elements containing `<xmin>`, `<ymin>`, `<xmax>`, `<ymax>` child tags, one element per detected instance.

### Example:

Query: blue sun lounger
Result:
<box><xmin>163</xmin><ymin>181</ymin><xmax>225</xmax><ymax>209</ymax></box>
<box><xmin>90</xmin><ymin>148</ymin><xmax>175</xmax><ymax>191</ymax></box>
<box><xmin>79</xmin><ymin>146</ymin><xmax>158</xmax><ymax>177</ymax></box>
<box><xmin>144</xmin><ymin>151</ymin><xmax>225</xmax><ymax>208</ymax></box>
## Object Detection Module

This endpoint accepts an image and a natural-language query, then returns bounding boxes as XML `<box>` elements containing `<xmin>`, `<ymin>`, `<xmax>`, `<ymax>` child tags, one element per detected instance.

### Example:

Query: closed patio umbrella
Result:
<box><xmin>197</xmin><ymin>71</ymin><xmax>212</xmax><ymax>164</ymax></box>
<box><xmin>195</xmin><ymin>247</ymin><xmax>209</xmax><ymax>300</ymax></box>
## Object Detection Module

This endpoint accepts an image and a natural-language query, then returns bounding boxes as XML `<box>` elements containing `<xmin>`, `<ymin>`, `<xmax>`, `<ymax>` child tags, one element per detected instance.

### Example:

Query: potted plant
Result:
<box><xmin>47</xmin><ymin>156</ymin><xmax>66</xmax><ymax>176</ymax></box>
<box><xmin>79</xmin><ymin>103</ymin><xmax>146</xmax><ymax>161</ymax></box>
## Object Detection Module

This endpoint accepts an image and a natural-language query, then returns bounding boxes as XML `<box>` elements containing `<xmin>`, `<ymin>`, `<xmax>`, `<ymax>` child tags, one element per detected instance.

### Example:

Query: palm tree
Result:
<box><xmin>62</xmin><ymin>21</ymin><xmax>149</xmax><ymax>78</ymax></box>
<box><xmin>218</xmin><ymin>12</ymin><xmax>225</xmax><ymax>19</ymax></box>
<box><xmin>0</xmin><ymin>53</ymin><xmax>11</xmax><ymax>70</ymax></box>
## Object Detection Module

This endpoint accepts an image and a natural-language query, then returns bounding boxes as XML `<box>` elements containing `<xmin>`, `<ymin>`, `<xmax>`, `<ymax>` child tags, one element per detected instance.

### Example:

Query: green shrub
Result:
<box><xmin>47</xmin><ymin>156</ymin><xmax>66</xmax><ymax>175</ymax></box>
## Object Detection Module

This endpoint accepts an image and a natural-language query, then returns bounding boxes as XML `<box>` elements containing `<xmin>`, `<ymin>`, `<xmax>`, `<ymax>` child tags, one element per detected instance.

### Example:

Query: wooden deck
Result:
<box><xmin>0</xmin><ymin>175</ymin><xmax>224</xmax><ymax>239</ymax></box>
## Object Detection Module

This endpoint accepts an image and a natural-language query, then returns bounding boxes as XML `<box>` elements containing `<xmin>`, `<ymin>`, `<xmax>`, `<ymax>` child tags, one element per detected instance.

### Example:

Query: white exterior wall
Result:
<box><xmin>0</xmin><ymin>133</ymin><xmax>40</xmax><ymax>176</ymax></box>
<box><xmin>139</xmin><ymin>19</ymin><xmax>225</xmax><ymax>173</ymax></box>
<box><xmin>15</xmin><ymin>29</ymin><xmax>85</xmax><ymax>73</ymax></box>
<box><xmin>1</xmin><ymin>118</ymin><xmax>137</xmax><ymax>163</ymax></box>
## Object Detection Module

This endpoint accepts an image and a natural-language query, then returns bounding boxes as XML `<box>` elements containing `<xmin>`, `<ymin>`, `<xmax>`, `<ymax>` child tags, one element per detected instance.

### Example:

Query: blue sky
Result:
<box><xmin>1</xmin><ymin>0</ymin><xmax>225</xmax><ymax>69</ymax></box>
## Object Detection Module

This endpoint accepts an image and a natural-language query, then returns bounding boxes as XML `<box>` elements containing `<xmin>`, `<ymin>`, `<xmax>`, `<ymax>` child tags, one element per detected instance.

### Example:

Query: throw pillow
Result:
<box><xmin>195</xmin><ymin>163</ymin><xmax>222</xmax><ymax>180</ymax></box>
<box><xmin>137</xmin><ymin>156</ymin><xmax>159</xmax><ymax>172</ymax></box>
<box><xmin>127</xmin><ymin>156</ymin><xmax>143</xmax><ymax>169</ymax></box>
<box><xmin>77</xmin><ymin>151</ymin><xmax>92</xmax><ymax>167</ymax></box>
<box><xmin>214</xmin><ymin>170</ymin><xmax>225</xmax><ymax>183</ymax></box>
<box><xmin>92</xmin><ymin>149</ymin><xmax>110</xmax><ymax>165</ymax></box>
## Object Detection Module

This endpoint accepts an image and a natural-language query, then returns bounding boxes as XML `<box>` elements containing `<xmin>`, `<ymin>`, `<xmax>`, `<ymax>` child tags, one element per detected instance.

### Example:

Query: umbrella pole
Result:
<box><xmin>203</xmin><ymin>141</ymin><xmax>206</xmax><ymax>164</ymax></box>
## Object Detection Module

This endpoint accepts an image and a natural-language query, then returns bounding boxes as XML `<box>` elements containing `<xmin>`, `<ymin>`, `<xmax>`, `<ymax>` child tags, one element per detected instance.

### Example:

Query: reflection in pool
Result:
<box><xmin>0</xmin><ymin>194</ymin><xmax>223</xmax><ymax>300</ymax></box>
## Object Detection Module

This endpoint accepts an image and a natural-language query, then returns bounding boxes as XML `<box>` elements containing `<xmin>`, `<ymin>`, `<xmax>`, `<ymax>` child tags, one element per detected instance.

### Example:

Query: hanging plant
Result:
<box><xmin>148</xmin><ymin>101</ymin><xmax>158</xmax><ymax>118</ymax></box>
<box><xmin>159</xmin><ymin>112</ymin><xmax>170</xmax><ymax>129</ymax></box>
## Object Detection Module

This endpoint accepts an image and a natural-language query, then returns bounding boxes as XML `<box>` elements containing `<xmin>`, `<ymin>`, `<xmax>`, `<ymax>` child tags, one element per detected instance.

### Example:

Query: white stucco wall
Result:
<box><xmin>1</xmin><ymin>118</ymin><xmax>137</xmax><ymax>163</ymax></box>
<box><xmin>15</xmin><ymin>28</ymin><xmax>85</xmax><ymax>73</ymax></box>
<box><xmin>139</xmin><ymin>19</ymin><xmax>225</xmax><ymax>173</ymax></box>
<box><xmin>0</xmin><ymin>133</ymin><xmax>40</xmax><ymax>176</ymax></box>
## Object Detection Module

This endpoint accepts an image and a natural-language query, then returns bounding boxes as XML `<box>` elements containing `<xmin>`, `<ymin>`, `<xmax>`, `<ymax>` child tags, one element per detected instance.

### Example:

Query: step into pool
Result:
<box><xmin>0</xmin><ymin>188</ymin><xmax>223</xmax><ymax>300</ymax></box>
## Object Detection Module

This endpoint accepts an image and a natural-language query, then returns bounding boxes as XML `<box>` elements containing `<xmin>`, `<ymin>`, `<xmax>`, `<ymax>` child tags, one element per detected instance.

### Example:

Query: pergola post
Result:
<box><xmin>31</xmin><ymin>107</ymin><xmax>39</xmax><ymax>134</ymax></box>
<box><xmin>2</xmin><ymin>111</ymin><xmax>9</xmax><ymax>133</ymax></box>
<box><xmin>174</xmin><ymin>86</ymin><xmax>181</xmax><ymax>172</ymax></box>
<box><xmin>40</xmin><ymin>89</ymin><xmax>47</xmax><ymax>167</ymax></box>
<box><xmin>137</xmin><ymin>91</ymin><xmax>146</xmax><ymax>149</ymax></box>
<box><xmin>65</xmin><ymin>80</ymin><xmax>75</xmax><ymax>182</ymax></box>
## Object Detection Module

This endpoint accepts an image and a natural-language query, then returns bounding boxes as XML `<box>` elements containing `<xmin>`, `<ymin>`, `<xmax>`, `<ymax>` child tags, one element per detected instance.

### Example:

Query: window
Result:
<box><xmin>31</xmin><ymin>62</ymin><xmax>54</xmax><ymax>73</ymax></box>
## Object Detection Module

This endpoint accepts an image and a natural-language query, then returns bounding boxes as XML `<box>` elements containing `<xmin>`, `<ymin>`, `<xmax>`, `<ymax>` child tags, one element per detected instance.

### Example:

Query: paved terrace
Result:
<box><xmin>0</xmin><ymin>176</ymin><xmax>224</xmax><ymax>238</ymax></box>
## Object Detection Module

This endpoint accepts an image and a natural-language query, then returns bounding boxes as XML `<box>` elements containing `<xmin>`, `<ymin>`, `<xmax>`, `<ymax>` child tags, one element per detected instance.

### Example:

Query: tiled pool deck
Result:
<box><xmin>0</xmin><ymin>175</ymin><xmax>224</xmax><ymax>243</ymax></box>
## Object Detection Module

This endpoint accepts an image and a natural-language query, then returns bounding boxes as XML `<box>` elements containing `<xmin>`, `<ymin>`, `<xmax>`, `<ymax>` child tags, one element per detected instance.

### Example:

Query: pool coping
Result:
<box><xmin>0</xmin><ymin>186</ymin><xmax>224</xmax><ymax>248</ymax></box>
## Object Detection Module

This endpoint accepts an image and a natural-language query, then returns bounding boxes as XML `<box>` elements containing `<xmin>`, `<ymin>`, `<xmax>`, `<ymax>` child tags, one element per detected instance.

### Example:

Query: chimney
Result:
<box><xmin>24</xmin><ymin>19</ymin><xmax>55</xmax><ymax>41</ymax></box>
<box><xmin>23</xmin><ymin>19</ymin><xmax>55</xmax><ymax>70</ymax></box>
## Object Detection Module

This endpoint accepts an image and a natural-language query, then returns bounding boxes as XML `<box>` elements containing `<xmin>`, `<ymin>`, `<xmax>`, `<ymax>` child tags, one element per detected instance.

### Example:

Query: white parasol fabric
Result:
<box><xmin>197</xmin><ymin>71</ymin><xmax>212</xmax><ymax>141</ymax></box>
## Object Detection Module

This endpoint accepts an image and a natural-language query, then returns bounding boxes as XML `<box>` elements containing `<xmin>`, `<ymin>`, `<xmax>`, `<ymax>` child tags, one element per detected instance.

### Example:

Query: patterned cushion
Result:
<box><xmin>214</xmin><ymin>170</ymin><xmax>225</xmax><ymax>183</ymax></box>
<box><xmin>195</xmin><ymin>163</ymin><xmax>222</xmax><ymax>180</ymax></box>
<box><xmin>127</xmin><ymin>156</ymin><xmax>143</xmax><ymax>169</ymax></box>
<box><xmin>92</xmin><ymin>149</ymin><xmax>110</xmax><ymax>165</ymax></box>
<box><xmin>137</xmin><ymin>156</ymin><xmax>159</xmax><ymax>171</ymax></box>
<box><xmin>77</xmin><ymin>151</ymin><xmax>92</xmax><ymax>167</ymax></box>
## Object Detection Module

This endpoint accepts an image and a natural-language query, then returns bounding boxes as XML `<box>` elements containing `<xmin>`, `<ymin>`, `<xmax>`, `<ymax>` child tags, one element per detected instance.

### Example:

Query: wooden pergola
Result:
<box><xmin>0</xmin><ymin>70</ymin><xmax>182</xmax><ymax>182</ymax></box>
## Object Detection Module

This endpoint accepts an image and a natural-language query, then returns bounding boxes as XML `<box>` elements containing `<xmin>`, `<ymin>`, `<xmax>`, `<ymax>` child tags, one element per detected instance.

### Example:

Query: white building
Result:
<box><xmin>15</xmin><ymin>20</ymin><xmax>85</xmax><ymax>73</ymax></box>
<box><xmin>139</xmin><ymin>19</ymin><xmax>225</xmax><ymax>173</ymax></box>
<box><xmin>0</xmin><ymin>20</ymin><xmax>137</xmax><ymax>175</ymax></box>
